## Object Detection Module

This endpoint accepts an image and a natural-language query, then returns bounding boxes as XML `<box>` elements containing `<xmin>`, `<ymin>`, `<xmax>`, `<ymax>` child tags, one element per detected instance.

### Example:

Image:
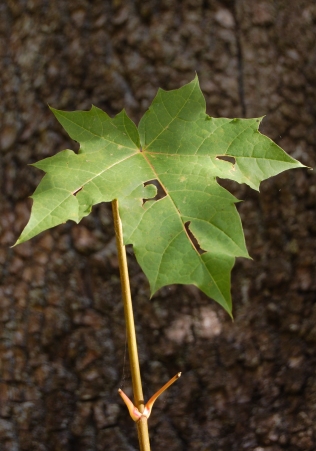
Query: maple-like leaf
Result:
<box><xmin>16</xmin><ymin>76</ymin><xmax>304</xmax><ymax>314</ymax></box>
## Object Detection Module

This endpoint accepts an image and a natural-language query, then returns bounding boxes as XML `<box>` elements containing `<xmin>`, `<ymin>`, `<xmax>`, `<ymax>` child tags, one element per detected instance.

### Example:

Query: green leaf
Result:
<box><xmin>15</xmin><ymin>76</ymin><xmax>305</xmax><ymax>315</ymax></box>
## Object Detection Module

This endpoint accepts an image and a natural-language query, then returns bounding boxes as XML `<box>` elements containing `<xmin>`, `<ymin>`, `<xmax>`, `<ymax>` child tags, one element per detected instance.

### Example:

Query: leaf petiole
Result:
<box><xmin>118</xmin><ymin>372</ymin><xmax>182</xmax><ymax>421</ymax></box>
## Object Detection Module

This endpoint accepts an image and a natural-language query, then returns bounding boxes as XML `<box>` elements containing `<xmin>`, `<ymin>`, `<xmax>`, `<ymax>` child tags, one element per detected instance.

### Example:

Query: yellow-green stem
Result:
<box><xmin>112</xmin><ymin>199</ymin><xmax>151</xmax><ymax>451</ymax></box>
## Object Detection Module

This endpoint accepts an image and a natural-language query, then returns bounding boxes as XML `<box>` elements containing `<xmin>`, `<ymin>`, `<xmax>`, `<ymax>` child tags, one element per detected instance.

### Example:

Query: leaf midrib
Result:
<box><xmin>144</xmin><ymin>79</ymin><xmax>198</xmax><ymax>149</ymax></box>
<box><xmin>24</xmin><ymin>152</ymin><xmax>139</xmax><ymax>240</ymax></box>
<box><xmin>140</xmin><ymin>150</ymin><xmax>228</xmax><ymax>306</ymax></box>
<box><xmin>54</xmin><ymin>111</ymin><xmax>138</xmax><ymax>152</ymax></box>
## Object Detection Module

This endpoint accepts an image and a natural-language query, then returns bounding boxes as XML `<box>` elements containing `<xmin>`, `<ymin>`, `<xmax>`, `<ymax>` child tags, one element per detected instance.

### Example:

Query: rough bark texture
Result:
<box><xmin>0</xmin><ymin>1</ymin><xmax>315</xmax><ymax>450</ymax></box>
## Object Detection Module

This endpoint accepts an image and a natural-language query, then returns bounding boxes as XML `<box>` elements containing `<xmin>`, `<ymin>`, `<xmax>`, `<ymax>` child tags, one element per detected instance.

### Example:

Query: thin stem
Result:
<box><xmin>112</xmin><ymin>199</ymin><xmax>151</xmax><ymax>451</ymax></box>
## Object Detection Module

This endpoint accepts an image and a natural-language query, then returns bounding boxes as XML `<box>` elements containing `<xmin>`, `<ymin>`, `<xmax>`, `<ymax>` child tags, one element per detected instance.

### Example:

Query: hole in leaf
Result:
<box><xmin>142</xmin><ymin>179</ymin><xmax>167</xmax><ymax>205</ymax></box>
<box><xmin>216</xmin><ymin>155</ymin><xmax>236</xmax><ymax>164</ymax></box>
<box><xmin>72</xmin><ymin>187</ymin><xmax>83</xmax><ymax>196</ymax></box>
<box><xmin>184</xmin><ymin>221</ymin><xmax>206</xmax><ymax>255</ymax></box>
<box><xmin>126</xmin><ymin>244</ymin><xmax>134</xmax><ymax>256</ymax></box>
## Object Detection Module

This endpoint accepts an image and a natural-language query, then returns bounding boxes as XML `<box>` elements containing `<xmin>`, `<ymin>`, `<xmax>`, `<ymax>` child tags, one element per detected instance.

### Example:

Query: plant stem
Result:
<box><xmin>112</xmin><ymin>199</ymin><xmax>151</xmax><ymax>451</ymax></box>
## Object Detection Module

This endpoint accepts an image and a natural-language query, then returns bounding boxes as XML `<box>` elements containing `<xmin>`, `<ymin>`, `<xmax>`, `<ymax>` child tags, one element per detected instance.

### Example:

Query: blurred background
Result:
<box><xmin>0</xmin><ymin>1</ymin><xmax>315</xmax><ymax>450</ymax></box>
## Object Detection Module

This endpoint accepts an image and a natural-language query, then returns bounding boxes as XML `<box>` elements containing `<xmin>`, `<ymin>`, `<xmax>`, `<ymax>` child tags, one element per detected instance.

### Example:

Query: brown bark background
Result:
<box><xmin>1</xmin><ymin>1</ymin><xmax>315</xmax><ymax>450</ymax></box>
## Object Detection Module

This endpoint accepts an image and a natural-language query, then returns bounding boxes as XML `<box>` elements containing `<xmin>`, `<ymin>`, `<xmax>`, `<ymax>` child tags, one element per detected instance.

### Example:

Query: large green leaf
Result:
<box><xmin>16</xmin><ymin>76</ymin><xmax>304</xmax><ymax>314</ymax></box>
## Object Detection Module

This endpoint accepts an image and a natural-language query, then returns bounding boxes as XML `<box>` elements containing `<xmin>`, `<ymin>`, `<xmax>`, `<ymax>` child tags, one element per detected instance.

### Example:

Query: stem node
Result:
<box><xmin>119</xmin><ymin>372</ymin><xmax>182</xmax><ymax>421</ymax></box>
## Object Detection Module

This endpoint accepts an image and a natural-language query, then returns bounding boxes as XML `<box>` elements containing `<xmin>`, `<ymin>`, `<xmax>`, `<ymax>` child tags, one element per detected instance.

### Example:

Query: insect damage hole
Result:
<box><xmin>72</xmin><ymin>187</ymin><xmax>83</xmax><ymax>196</ymax></box>
<box><xmin>216</xmin><ymin>155</ymin><xmax>236</xmax><ymax>164</ymax></box>
<box><xmin>142</xmin><ymin>179</ymin><xmax>167</xmax><ymax>205</ymax></box>
<box><xmin>184</xmin><ymin>221</ymin><xmax>206</xmax><ymax>255</ymax></box>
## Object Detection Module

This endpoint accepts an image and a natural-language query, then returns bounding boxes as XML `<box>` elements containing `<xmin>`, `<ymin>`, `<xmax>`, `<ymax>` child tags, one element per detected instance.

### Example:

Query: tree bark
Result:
<box><xmin>0</xmin><ymin>1</ymin><xmax>315</xmax><ymax>450</ymax></box>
